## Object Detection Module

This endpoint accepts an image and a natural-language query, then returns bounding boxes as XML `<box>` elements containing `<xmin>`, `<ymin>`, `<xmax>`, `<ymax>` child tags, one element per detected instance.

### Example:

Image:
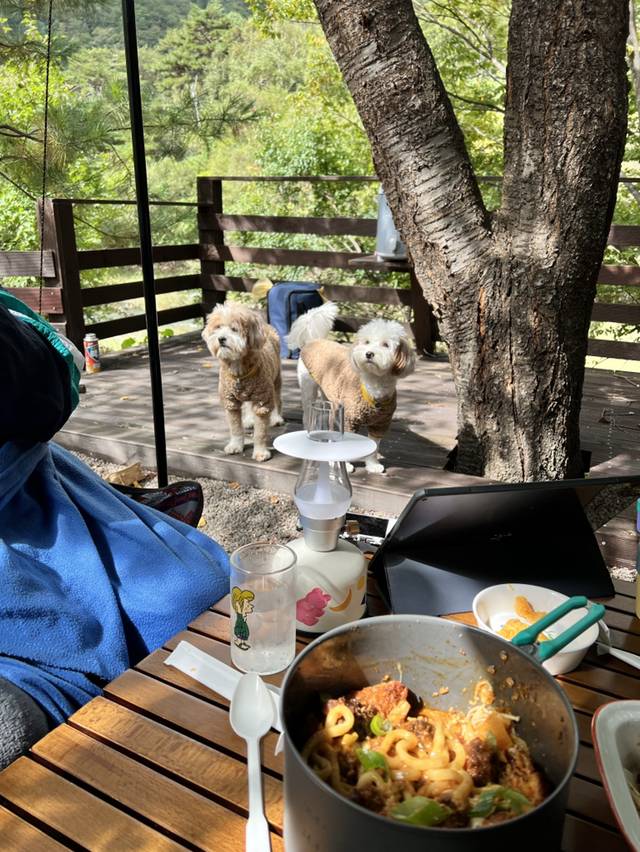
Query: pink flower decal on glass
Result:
<box><xmin>296</xmin><ymin>587</ymin><xmax>331</xmax><ymax>626</ymax></box>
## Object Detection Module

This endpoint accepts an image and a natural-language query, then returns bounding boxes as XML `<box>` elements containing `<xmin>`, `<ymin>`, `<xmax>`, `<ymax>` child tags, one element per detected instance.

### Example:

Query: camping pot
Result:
<box><xmin>282</xmin><ymin>615</ymin><xmax>578</xmax><ymax>852</ymax></box>
<box><xmin>375</xmin><ymin>188</ymin><xmax>407</xmax><ymax>260</ymax></box>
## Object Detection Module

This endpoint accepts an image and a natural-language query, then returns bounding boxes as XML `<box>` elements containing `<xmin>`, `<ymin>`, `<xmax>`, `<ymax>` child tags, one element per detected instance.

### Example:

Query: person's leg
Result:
<box><xmin>110</xmin><ymin>480</ymin><xmax>204</xmax><ymax>528</ymax></box>
<box><xmin>0</xmin><ymin>678</ymin><xmax>49</xmax><ymax>770</ymax></box>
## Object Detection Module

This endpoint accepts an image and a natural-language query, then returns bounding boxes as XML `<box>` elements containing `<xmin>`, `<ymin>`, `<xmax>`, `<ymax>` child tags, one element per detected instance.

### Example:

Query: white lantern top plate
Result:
<box><xmin>273</xmin><ymin>431</ymin><xmax>376</xmax><ymax>461</ymax></box>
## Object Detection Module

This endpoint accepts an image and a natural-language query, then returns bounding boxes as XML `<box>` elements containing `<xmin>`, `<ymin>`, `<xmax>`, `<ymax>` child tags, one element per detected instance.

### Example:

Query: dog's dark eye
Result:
<box><xmin>382</xmin><ymin>342</ymin><xmax>389</xmax><ymax>348</ymax></box>
<box><xmin>230</xmin><ymin>326</ymin><xmax>238</xmax><ymax>332</ymax></box>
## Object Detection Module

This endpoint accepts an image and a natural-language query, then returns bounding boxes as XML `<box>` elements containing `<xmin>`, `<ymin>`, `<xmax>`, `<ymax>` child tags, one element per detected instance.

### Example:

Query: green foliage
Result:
<box><xmin>0</xmin><ymin>1</ymin><xmax>257</xmax><ymax>255</ymax></box>
<box><xmin>54</xmin><ymin>0</ymin><xmax>239</xmax><ymax>49</ymax></box>
<box><xmin>1</xmin><ymin>0</ymin><xmax>639</xmax><ymax>352</ymax></box>
<box><xmin>246</xmin><ymin>0</ymin><xmax>316</xmax><ymax>31</ymax></box>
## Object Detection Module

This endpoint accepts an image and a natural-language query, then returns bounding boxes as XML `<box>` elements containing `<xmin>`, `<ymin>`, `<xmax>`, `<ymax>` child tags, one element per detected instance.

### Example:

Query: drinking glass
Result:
<box><xmin>230</xmin><ymin>542</ymin><xmax>297</xmax><ymax>675</ymax></box>
<box><xmin>307</xmin><ymin>400</ymin><xmax>344</xmax><ymax>442</ymax></box>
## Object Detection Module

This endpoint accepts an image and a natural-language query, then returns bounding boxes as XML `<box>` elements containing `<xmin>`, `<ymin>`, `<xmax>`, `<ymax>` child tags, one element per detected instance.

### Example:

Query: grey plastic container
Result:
<box><xmin>282</xmin><ymin>615</ymin><xmax>578</xmax><ymax>852</ymax></box>
<box><xmin>375</xmin><ymin>188</ymin><xmax>407</xmax><ymax>260</ymax></box>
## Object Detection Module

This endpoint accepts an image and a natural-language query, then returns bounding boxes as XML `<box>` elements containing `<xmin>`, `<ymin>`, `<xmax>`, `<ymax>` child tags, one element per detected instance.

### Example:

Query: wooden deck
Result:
<box><xmin>56</xmin><ymin>332</ymin><xmax>640</xmax><ymax>573</ymax></box>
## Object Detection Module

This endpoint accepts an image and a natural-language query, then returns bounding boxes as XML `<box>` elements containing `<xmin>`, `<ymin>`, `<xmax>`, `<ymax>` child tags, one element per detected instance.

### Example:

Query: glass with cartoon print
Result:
<box><xmin>230</xmin><ymin>542</ymin><xmax>297</xmax><ymax>674</ymax></box>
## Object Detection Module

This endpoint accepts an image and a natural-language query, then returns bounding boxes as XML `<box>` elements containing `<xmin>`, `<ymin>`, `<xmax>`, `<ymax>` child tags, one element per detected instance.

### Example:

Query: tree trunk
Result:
<box><xmin>313</xmin><ymin>0</ymin><xmax>628</xmax><ymax>480</ymax></box>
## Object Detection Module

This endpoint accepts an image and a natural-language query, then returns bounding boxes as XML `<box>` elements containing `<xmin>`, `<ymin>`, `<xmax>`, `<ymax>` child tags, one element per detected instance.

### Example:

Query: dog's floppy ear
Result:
<box><xmin>348</xmin><ymin>339</ymin><xmax>360</xmax><ymax>373</ymax></box>
<box><xmin>201</xmin><ymin>309</ymin><xmax>219</xmax><ymax>346</ymax></box>
<box><xmin>392</xmin><ymin>336</ymin><xmax>417</xmax><ymax>376</ymax></box>
<box><xmin>245</xmin><ymin>310</ymin><xmax>266</xmax><ymax>350</ymax></box>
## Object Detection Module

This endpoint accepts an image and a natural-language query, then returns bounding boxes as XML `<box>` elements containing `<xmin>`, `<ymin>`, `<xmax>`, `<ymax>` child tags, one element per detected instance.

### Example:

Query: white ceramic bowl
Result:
<box><xmin>472</xmin><ymin>583</ymin><xmax>599</xmax><ymax>676</ymax></box>
<box><xmin>593</xmin><ymin>700</ymin><xmax>640</xmax><ymax>851</ymax></box>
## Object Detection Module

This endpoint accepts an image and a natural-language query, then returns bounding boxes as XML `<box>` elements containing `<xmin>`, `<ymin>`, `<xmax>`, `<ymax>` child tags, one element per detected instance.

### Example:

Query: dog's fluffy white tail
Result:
<box><xmin>286</xmin><ymin>301</ymin><xmax>338</xmax><ymax>350</ymax></box>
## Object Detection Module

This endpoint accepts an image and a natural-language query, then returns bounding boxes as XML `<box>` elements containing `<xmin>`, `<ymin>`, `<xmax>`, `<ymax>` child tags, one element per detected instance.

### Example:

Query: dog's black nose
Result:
<box><xmin>219</xmin><ymin>336</ymin><xmax>227</xmax><ymax>346</ymax></box>
<box><xmin>365</xmin><ymin>351</ymin><xmax>374</xmax><ymax>360</ymax></box>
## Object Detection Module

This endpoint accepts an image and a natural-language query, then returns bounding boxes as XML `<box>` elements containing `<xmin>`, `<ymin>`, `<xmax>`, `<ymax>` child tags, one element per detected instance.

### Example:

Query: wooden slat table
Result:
<box><xmin>0</xmin><ymin>577</ymin><xmax>637</xmax><ymax>850</ymax></box>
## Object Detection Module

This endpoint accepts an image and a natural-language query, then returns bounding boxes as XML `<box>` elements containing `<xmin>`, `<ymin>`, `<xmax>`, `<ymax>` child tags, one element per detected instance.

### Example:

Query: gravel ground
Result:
<box><xmin>611</xmin><ymin>563</ymin><xmax>637</xmax><ymax>583</ymax></box>
<box><xmin>72</xmin><ymin>452</ymin><xmax>384</xmax><ymax>553</ymax></box>
<box><xmin>73</xmin><ymin>452</ymin><xmax>637</xmax><ymax>582</ymax></box>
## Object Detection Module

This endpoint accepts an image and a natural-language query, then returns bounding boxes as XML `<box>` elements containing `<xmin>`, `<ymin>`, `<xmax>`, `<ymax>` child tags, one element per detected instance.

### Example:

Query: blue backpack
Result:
<box><xmin>266</xmin><ymin>281</ymin><xmax>323</xmax><ymax>359</ymax></box>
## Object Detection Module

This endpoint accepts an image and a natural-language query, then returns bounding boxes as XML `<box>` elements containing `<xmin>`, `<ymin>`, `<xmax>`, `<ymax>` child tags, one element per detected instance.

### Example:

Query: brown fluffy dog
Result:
<box><xmin>202</xmin><ymin>303</ymin><xmax>283</xmax><ymax>462</ymax></box>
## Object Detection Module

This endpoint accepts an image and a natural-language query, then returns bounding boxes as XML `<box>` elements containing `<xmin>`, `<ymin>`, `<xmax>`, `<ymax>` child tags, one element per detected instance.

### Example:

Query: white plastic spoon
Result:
<box><xmin>597</xmin><ymin>621</ymin><xmax>640</xmax><ymax>672</ymax></box>
<box><xmin>230</xmin><ymin>672</ymin><xmax>275</xmax><ymax>852</ymax></box>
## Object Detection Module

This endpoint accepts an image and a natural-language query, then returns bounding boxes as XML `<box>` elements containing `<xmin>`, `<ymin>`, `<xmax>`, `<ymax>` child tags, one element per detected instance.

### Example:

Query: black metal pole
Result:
<box><xmin>121</xmin><ymin>0</ymin><xmax>168</xmax><ymax>487</ymax></box>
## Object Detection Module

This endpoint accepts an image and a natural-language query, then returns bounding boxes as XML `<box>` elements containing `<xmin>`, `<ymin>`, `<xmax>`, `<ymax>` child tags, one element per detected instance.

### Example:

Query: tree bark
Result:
<box><xmin>313</xmin><ymin>0</ymin><xmax>628</xmax><ymax>481</ymax></box>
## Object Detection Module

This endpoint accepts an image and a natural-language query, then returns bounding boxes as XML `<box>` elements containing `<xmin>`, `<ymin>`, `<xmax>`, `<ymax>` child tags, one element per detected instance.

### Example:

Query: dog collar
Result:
<box><xmin>360</xmin><ymin>383</ymin><xmax>395</xmax><ymax>410</ymax></box>
<box><xmin>231</xmin><ymin>362</ymin><xmax>259</xmax><ymax>382</ymax></box>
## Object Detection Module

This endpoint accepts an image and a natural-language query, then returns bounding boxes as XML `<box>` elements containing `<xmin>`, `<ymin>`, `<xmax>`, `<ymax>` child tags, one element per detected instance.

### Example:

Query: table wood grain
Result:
<box><xmin>0</xmin><ymin>575</ymin><xmax>636</xmax><ymax>850</ymax></box>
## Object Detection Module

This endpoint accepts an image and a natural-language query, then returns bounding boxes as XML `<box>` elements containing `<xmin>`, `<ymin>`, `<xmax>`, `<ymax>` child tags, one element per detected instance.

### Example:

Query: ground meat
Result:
<box><xmin>326</xmin><ymin>680</ymin><xmax>409</xmax><ymax>738</ymax></box>
<box><xmin>499</xmin><ymin>743</ymin><xmax>546</xmax><ymax>805</ymax></box>
<box><xmin>464</xmin><ymin>737</ymin><xmax>495</xmax><ymax>786</ymax></box>
<box><xmin>350</xmin><ymin>680</ymin><xmax>408</xmax><ymax>717</ymax></box>
<box><xmin>402</xmin><ymin>716</ymin><xmax>434</xmax><ymax>737</ymax></box>
<box><xmin>441</xmin><ymin>811</ymin><xmax>469</xmax><ymax>828</ymax></box>
<box><xmin>353</xmin><ymin>783</ymin><xmax>386</xmax><ymax>813</ymax></box>
<box><xmin>337</xmin><ymin>748</ymin><xmax>360</xmax><ymax>785</ymax></box>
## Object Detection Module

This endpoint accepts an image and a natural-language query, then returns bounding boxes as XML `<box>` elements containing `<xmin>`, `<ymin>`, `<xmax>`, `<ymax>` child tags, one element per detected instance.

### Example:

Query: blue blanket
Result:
<box><xmin>0</xmin><ymin>441</ymin><xmax>230</xmax><ymax>725</ymax></box>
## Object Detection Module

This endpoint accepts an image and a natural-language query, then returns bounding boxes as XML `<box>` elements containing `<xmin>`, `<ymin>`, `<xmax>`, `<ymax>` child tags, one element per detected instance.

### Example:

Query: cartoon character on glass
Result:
<box><xmin>231</xmin><ymin>586</ymin><xmax>255</xmax><ymax>650</ymax></box>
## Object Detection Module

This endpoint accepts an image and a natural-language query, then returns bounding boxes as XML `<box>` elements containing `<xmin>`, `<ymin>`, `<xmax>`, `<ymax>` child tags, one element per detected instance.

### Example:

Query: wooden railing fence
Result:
<box><xmin>0</xmin><ymin>176</ymin><xmax>639</xmax><ymax>361</ymax></box>
<box><xmin>196</xmin><ymin>177</ymin><xmax>435</xmax><ymax>350</ymax></box>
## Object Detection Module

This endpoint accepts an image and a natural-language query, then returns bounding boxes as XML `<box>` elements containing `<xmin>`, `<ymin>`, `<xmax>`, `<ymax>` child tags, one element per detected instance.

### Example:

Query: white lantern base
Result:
<box><xmin>289</xmin><ymin>537</ymin><xmax>367</xmax><ymax>634</ymax></box>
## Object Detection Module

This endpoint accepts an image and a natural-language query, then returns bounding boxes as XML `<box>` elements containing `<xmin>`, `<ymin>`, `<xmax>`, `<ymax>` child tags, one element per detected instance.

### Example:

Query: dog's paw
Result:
<box><xmin>270</xmin><ymin>412</ymin><xmax>285</xmax><ymax>427</ymax></box>
<box><xmin>224</xmin><ymin>438</ymin><xmax>244</xmax><ymax>455</ymax></box>
<box><xmin>365</xmin><ymin>461</ymin><xmax>385</xmax><ymax>475</ymax></box>
<box><xmin>253</xmin><ymin>447</ymin><xmax>272</xmax><ymax>462</ymax></box>
<box><xmin>346</xmin><ymin>462</ymin><xmax>355</xmax><ymax>474</ymax></box>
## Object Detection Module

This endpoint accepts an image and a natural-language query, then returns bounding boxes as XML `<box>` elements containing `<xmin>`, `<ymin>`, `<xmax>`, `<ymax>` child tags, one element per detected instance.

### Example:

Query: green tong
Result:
<box><xmin>511</xmin><ymin>596</ymin><xmax>606</xmax><ymax>663</ymax></box>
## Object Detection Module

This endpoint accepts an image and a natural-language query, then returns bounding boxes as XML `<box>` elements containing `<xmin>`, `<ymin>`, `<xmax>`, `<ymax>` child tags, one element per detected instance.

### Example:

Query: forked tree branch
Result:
<box><xmin>314</xmin><ymin>0</ymin><xmax>630</xmax><ymax>482</ymax></box>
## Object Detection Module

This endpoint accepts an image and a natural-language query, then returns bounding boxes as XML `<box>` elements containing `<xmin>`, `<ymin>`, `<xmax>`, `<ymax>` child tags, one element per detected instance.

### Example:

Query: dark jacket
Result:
<box><xmin>0</xmin><ymin>303</ymin><xmax>72</xmax><ymax>444</ymax></box>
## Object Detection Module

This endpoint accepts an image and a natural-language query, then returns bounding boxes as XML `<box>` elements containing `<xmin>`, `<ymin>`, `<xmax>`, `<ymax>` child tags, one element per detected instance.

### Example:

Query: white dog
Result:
<box><xmin>287</xmin><ymin>302</ymin><xmax>416</xmax><ymax>473</ymax></box>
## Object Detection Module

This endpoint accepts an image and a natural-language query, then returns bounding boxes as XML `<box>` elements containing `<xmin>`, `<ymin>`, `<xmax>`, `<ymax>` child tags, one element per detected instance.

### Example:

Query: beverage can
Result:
<box><xmin>83</xmin><ymin>333</ymin><xmax>101</xmax><ymax>374</ymax></box>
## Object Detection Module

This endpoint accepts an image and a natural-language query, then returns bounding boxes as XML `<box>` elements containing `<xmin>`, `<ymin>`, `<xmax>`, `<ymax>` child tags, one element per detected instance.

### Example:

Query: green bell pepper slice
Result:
<box><xmin>498</xmin><ymin>788</ymin><xmax>531</xmax><ymax>814</ymax></box>
<box><xmin>470</xmin><ymin>786</ymin><xmax>531</xmax><ymax>819</ymax></box>
<box><xmin>356</xmin><ymin>748</ymin><xmax>389</xmax><ymax>778</ymax></box>
<box><xmin>469</xmin><ymin>787</ymin><xmax>501</xmax><ymax>818</ymax></box>
<box><xmin>391</xmin><ymin>796</ymin><xmax>452</xmax><ymax>826</ymax></box>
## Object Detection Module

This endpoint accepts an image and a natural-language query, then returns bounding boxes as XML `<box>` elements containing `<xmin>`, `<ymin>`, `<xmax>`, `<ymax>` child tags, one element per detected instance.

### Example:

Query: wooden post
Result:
<box><xmin>410</xmin><ymin>269</ymin><xmax>437</xmax><ymax>355</ymax></box>
<box><xmin>197</xmin><ymin>177</ymin><xmax>227</xmax><ymax>317</ymax></box>
<box><xmin>39</xmin><ymin>198</ymin><xmax>85</xmax><ymax>349</ymax></box>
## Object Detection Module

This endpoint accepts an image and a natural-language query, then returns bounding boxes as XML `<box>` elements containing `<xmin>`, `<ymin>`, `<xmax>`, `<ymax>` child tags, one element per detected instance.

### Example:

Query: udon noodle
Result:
<box><xmin>301</xmin><ymin>678</ymin><xmax>547</xmax><ymax>828</ymax></box>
